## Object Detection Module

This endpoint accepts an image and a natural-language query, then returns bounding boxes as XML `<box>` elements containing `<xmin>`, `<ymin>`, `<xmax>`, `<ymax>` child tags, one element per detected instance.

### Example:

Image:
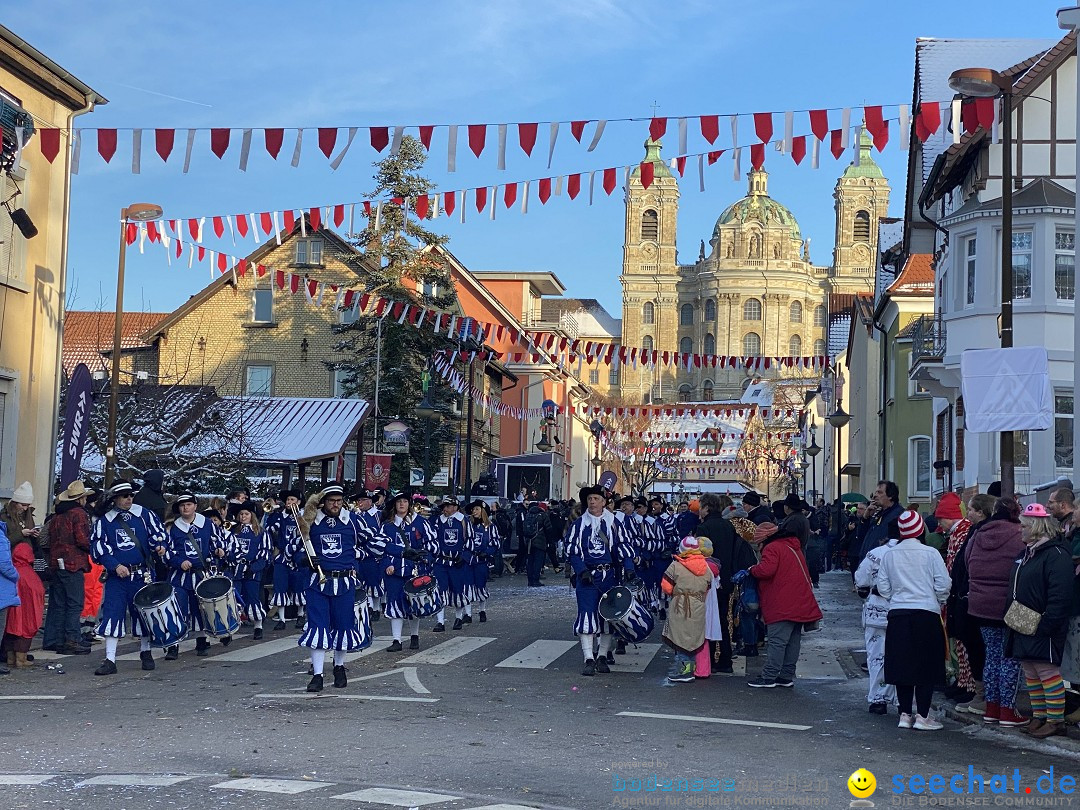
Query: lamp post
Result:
<box><xmin>799</xmin><ymin>457</ymin><xmax>811</xmax><ymax>499</ymax></box>
<box><xmin>948</xmin><ymin>66</ymin><xmax>1015</xmax><ymax>497</ymax></box>
<box><xmin>105</xmin><ymin>202</ymin><xmax>163</xmax><ymax>489</ymax></box>
<box><xmin>415</xmin><ymin>387</ymin><xmax>442</xmax><ymax>493</ymax></box>
<box><xmin>828</xmin><ymin>400</ymin><xmax>850</xmax><ymax>547</ymax></box>
<box><xmin>806</xmin><ymin>424</ymin><xmax>822</xmax><ymax>504</ymax></box>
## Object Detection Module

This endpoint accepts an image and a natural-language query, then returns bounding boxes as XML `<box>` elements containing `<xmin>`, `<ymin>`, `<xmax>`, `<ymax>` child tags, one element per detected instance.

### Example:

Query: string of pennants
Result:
<box><xmin>604</xmin><ymin>430</ymin><xmax>796</xmax><ymax>442</ymax></box>
<box><xmin>123</xmin><ymin>104</ymin><xmax>974</xmax><ymax>237</ymax></box>
<box><xmin>136</xmin><ymin>222</ymin><xmax>830</xmax><ymax>370</ymax></box>
<box><xmin>583</xmin><ymin>405</ymin><xmax>804</xmax><ymax>420</ymax></box>
<box><xmin>430</xmin><ymin>354</ymin><xmax>550</xmax><ymax>421</ymax></box>
<box><xmin>33</xmin><ymin>99</ymin><xmax>992</xmax><ymax>175</ymax></box>
<box><xmin>618</xmin><ymin>432</ymin><xmax>796</xmax><ymax>452</ymax></box>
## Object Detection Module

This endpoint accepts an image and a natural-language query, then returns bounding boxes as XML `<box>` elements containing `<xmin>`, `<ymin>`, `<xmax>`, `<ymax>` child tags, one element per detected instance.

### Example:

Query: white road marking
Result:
<box><xmin>608</xmin><ymin>643</ymin><xmax>661</xmax><ymax>673</ymax></box>
<box><xmin>214</xmin><ymin>636</ymin><xmax>300</xmax><ymax>662</ymax></box>
<box><xmin>0</xmin><ymin>695</ymin><xmax>65</xmax><ymax>700</ymax></box>
<box><xmin>117</xmin><ymin>634</ymin><xmax>249</xmax><ymax>661</ymax></box>
<box><xmin>346</xmin><ymin>666</ymin><xmax>431</xmax><ymax>694</ymax></box>
<box><xmin>467</xmin><ymin>806</ymin><xmax>549</xmax><ymax>810</ymax></box>
<box><xmin>78</xmin><ymin>775</ymin><xmax>199</xmax><ymax>787</ymax></box>
<box><xmin>495</xmin><ymin>640</ymin><xmax>575</xmax><ymax>669</ymax></box>
<box><xmin>254</xmin><ymin>693</ymin><xmax>439</xmax><ymax>703</ymax></box>
<box><xmin>0</xmin><ymin>775</ymin><xmax>57</xmax><ymax>784</ymax></box>
<box><xmin>211</xmin><ymin>777</ymin><xmax>332</xmax><ymax>794</ymax></box>
<box><xmin>399</xmin><ymin>636</ymin><xmax>495</xmax><ymax>665</ymax></box>
<box><xmin>331</xmin><ymin>787</ymin><xmax>460</xmax><ymax>805</ymax></box>
<box><xmin>617</xmin><ymin>711</ymin><xmax>811</xmax><ymax>731</ymax></box>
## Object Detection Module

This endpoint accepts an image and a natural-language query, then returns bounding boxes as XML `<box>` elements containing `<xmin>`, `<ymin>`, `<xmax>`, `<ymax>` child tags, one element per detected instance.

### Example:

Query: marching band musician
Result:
<box><xmin>295</xmin><ymin>484</ymin><xmax>375</xmax><ymax>692</ymax></box>
<box><xmin>431</xmin><ymin>496</ymin><xmax>474</xmax><ymax>632</ymax></box>
<box><xmin>230</xmin><ymin>503</ymin><xmax>271</xmax><ymax>639</ymax></box>
<box><xmin>165</xmin><ymin>493</ymin><xmax>230</xmax><ymax>659</ymax></box>
<box><xmin>266</xmin><ymin>489</ymin><xmax>305</xmax><ymax>631</ymax></box>
<box><xmin>467</xmin><ymin>500</ymin><xmax>499</xmax><ymax>624</ymax></box>
<box><xmin>381</xmin><ymin>492</ymin><xmax>437</xmax><ymax>651</ymax></box>
<box><xmin>355</xmin><ymin>490</ymin><xmax>386</xmax><ymax>621</ymax></box>
<box><xmin>566</xmin><ymin>485</ymin><xmax>636</xmax><ymax>677</ymax></box>
<box><xmin>612</xmin><ymin>496</ymin><xmax>646</xmax><ymax>656</ymax></box>
<box><xmin>647</xmin><ymin>497</ymin><xmax>676</xmax><ymax>620</ymax></box>
<box><xmin>90</xmin><ymin>480</ymin><xmax>170</xmax><ymax>676</ymax></box>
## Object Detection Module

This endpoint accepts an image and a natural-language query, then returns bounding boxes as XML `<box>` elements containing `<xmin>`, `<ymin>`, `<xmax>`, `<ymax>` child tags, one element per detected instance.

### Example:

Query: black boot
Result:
<box><xmin>386</xmin><ymin>639</ymin><xmax>402</xmax><ymax>652</ymax></box>
<box><xmin>273</xmin><ymin>620</ymin><xmax>287</xmax><ymax>631</ymax></box>
<box><xmin>195</xmin><ymin>637</ymin><xmax>210</xmax><ymax>657</ymax></box>
<box><xmin>220</xmin><ymin>635</ymin><xmax>233</xmax><ymax>647</ymax></box>
<box><xmin>333</xmin><ymin>665</ymin><xmax>347</xmax><ymax>689</ymax></box>
<box><xmin>94</xmin><ymin>659</ymin><xmax>117</xmax><ymax>676</ymax></box>
<box><xmin>452</xmin><ymin>618</ymin><xmax>463</xmax><ymax>631</ymax></box>
<box><xmin>252</xmin><ymin>628</ymin><xmax>263</xmax><ymax>640</ymax></box>
<box><xmin>596</xmin><ymin>657</ymin><xmax>611</xmax><ymax>674</ymax></box>
<box><xmin>164</xmin><ymin>645</ymin><xmax>179</xmax><ymax>661</ymax></box>
<box><xmin>605</xmin><ymin>651</ymin><xmax>615</xmax><ymax>665</ymax></box>
<box><xmin>432</xmin><ymin>622</ymin><xmax>445</xmax><ymax>633</ymax></box>
<box><xmin>371</xmin><ymin>610</ymin><xmax>381</xmax><ymax>621</ymax></box>
<box><xmin>307</xmin><ymin>674</ymin><xmax>324</xmax><ymax>693</ymax></box>
<box><xmin>294</xmin><ymin>616</ymin><xmax>306</xmax><ymax>630</ymax></box>
<box><xmin>140</xmin><ymin>651</ymin><xmax>155</xmax><ymax>671</ymax></box>
<box><xmin>409</xmin><ymin>635</ymin><xmax>420</xmax><ymax>650</ymax></box>
<box><xmin>582</xmin><ymin>659</ymin><xmax>596</xmax><ymax>676</ymax></box>
<box><xmin>462</xmin><ymin>613</ymin><xmax>473</xmax><ymax>624</ymax></box>
<box><xmin>479</xmin><ymin>611</ymin><xmax>487</xmax><ymax>623</ymax></box>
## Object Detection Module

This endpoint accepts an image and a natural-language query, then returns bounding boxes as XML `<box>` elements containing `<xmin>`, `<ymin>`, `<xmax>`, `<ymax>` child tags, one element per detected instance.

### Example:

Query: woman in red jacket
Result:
<box><xmin>743</xmin><ymin>522</ymin><xmax>822</xmax><ymax>688</ymax></box>
<box><xmin>1</xmin><ymin>540</ymin><xmax>44</xmax><ymax>668</ymax></box>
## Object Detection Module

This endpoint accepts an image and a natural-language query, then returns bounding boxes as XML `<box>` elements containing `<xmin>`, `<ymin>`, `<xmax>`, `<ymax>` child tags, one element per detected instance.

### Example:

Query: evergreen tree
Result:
<box><xmin>334</xmin><ymin>136</ymin><xmax>460</xmax><ymax>491</ymax></box>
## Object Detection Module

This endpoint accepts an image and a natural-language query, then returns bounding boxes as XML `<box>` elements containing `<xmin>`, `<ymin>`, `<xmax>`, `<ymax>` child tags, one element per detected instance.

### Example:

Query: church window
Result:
<box><xmin>702</xmin><ymin>380</ymin><xmax>714</xmax><ymax>401</ymax></box>
<box><xmin>680</xmin><ymin>337</ymin><xmax>693</xmax><ymax>355</ymax></box>
<box><xmin>704</xmin><ymin>299</ymin><xmax>716</xmax><ymax>322</ymax></box>
<box><xmin>789</xmin><ymin>335</ymin><xmax>802</xmax><ymax>356</ymax></box>
<box><xmin>813</xmin><ymin>305</ymin><xmax>826</xmax><ymax>327</ymax></box>
<box><xmin>641</xmin><ymin>209</ymin><xmax>659</xmax><ymax>241</ymax></box>
<box><xmin>743</xmin><ymin>332</ymin><xmax>761</xmax><ymax>356</ymax></box>
<box><xmin>814</xmin><ymin>339</ymin><xmax>826</xmax><ymax>356</ymax></box>
<box><xmin>678</xmin><ymin>385</ymin><xmax>693</xmax><ymax>403</ymax></box>
<box><xmin>854</xmin><ymin>210</ymin><xmax>871</xmax><ymax>243</ymax></box>
<box><xmin>680</xmin><ymin>303</ymin><xmax>695</xmax><ymax>326</ymax></box>
<box><xmin>642</xmin><ymin>301</ymin><xmax>655</xmax><ymax>324</ymax></box>
<box><xmin>704</xmin><ymin>333</ymin><xmax>715</xmax><ymax>356</ymax></box>
<box><xmin>642</xmin><ymin>335</ymin><xmax>654</xmax><ymax>352</ymax></box>
<box><xmin>743</xmin><ymin>299</ymin><xmax>762</xmax><ymax>320</ymax></box>
<box><xmin>790</xmin><ymin>301</ymin><xmax>802</xmax><ymax>323</ymax></box>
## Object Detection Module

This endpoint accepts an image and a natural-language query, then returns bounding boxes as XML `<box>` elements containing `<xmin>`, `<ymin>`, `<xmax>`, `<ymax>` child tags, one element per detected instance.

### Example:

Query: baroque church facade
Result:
<box><xmin>614</xmin><ymin>136</ymin><xmax>890</xmax><ymax>404</ymax></box>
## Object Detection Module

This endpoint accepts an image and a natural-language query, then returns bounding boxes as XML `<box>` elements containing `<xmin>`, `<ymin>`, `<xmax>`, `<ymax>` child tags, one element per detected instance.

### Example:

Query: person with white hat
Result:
<box><xmin>41</xmin><ymin>481</ymin><xmax>96</xmax><ymax>656</ymax></box>
<box><xmin>2</xmin><ymin>481</ymin><xmax>39</xmax><ymax>551</ymax></box>
<box><xmin>90</xmin><ymin>480</ymin><xmax>170</xmax><ymax>675</ymax></box>
<box><xmin>294</xmin><ymin>484</ymin><xmax>376</xmax><ymax>692</ymax></box>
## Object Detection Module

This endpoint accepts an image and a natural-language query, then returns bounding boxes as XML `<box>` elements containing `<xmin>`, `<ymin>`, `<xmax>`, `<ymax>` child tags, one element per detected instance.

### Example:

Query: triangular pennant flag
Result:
<box><xmin>370</xmin><ymin>127</ymin><xmax>390</xmax><ymax>152</ymax></box>
<box><xmin>753</xmin><ymin>112</ymin><xmax>773</xmax><ymax>143</ymax></box>
<box><xmin>210</xmin><ymin>128</ymin><xmax>230</xmax><ymax>158</ymax></box>
<box><xmin>474</xmin><ymin>186</ymin><xmax>487</xmax><ymax>212</ymax></box>
<box><xmin>538</xmin><ymin>177</ymin><xmax>552</xmax><ymax>204</ymax></box>
<box><xmin>602</xmin><ymin>167</ymin><xmax>617</xmax><ymax>195</ymax></box>
<box><xmin>567</xmin><ymin>173</ymin><xmax>581</xmax><ymax>200</ymax></box>
<box><xmin>639</xmin><ymin>161</ymin><xmax>654</xmax><ymax>188</ymax></box>
<box><xmin>503</xmin><ymin>182</ymin><xmax>517</xmax><ymax>209</ymax></box>
<box><xmin>97</xmin><ymin>129</ymin><xmax>117</xmax><ymax>163</ymax></box>
<box><xmin>39</xmin><ymin>128</ymin><xmax>61</xmax><ymax>163</ymax></box>
<box><xmin>468</xmin><ymin>124</ymin><xmax>486</xmax><ymax>158</ymax></box>
<box><xmin>418</xmin><ymin>125</ymin><xmax>434</xmax><ymax>149</ymax></box>
<box><xmin>791</xmin><ymin>135</ymin><xmax>807</xmax><ymax>165</ymax></box>
<box><xmin>154</xmin><ymin>128</ymin><xmax>174</xmax><ymax>162</ymax></box>
<box><xmin>264</xmin><ymin>128</ymin><xmax>284</xmax><ymax>159</ymax></box>
<box><xmin>318</xmin><ymin>127</ymin><xmax>337</xmax><ymax>158</ymax></box>
<box><xmin>830</xmin><ymin>129</ymin><xmax>844</xmax><ymax>160</ymax></box>
<box><xmin>415</xmin><ymin>195</ymin><xmax>429</xmax><ymax>219</ymax></box>
<box><xmin>809</xmin><ymin>109</ymin><xmax>829</xmax><ymax>142</ymax></box>
<box><xmin>444</xmin><ymin>190</ymin><xmax>456</xmax><ymax>217</ymax></box>
<box><xmin>750</xmin><ymin>143</ymin><xmax>765</xmax><ymax>170</ymax></box>
<box><xmin>518</xmin><ymin>122</ymin><xmax>538</xmax><ymax>156</ymax></box>
<box><xmin>570</xmin><ymin>120</ymin><xmax>587</xmax><ymax>142</ymax></box>
<box><xmin>649</xmin><ymin>117</ymin><xmax>667</xmax><ymax>141</ymax></box>
<box><xmin>863</xmin><ymin>105</ymin><xmax>887</xmax><ymax>151</ymax></box>
<box><xmin>915</xmin><ymin>101</ymin><xmax>940</xmax><ymax>142</ymax></box>
<box><xmin>700</xmin><ymin>115</ymin><xmax>719</xmax><ymax>144</ymax></box>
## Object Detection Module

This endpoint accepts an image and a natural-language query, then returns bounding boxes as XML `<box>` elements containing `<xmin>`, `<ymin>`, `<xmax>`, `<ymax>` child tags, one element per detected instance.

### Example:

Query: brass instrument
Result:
<box><xmin>262</xmin><ymin>498</ymin><xmax>275</xmax><ymax>514</ymax></box>
<box><xmin>290</xmin><ymin>504</ymin><xmax>326</xmax><ymax>585</ymax></box>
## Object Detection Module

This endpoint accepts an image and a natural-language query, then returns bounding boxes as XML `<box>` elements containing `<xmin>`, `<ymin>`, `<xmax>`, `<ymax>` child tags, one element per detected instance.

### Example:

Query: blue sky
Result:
<box><xmin>5</xmin><ymin>0</ymin><xmax>1069</xmax><ymax>317</ymax></box>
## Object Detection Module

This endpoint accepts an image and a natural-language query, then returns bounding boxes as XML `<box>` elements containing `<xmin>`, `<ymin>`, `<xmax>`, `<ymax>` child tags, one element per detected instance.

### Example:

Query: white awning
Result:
<box><xmin>221</xmin><ymin>396</ymin><xmax>371</xmax><ymax>466</ymax></box>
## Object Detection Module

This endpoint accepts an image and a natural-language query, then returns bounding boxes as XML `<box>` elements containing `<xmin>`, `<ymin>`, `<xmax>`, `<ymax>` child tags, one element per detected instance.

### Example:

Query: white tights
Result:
<box><xmin>579</xmin><ymin>633</ymin><xmax>612</xmax><ymax>661</ymax></box>
<box><xmin>105</xmin><ymin>637</ymin><xmax>151</xmax><ymax>662</ymax></box>
<box><xmin>390</xmin><ymin>618</ymin><xmax>421</xmax><ymax>640</ymax></box>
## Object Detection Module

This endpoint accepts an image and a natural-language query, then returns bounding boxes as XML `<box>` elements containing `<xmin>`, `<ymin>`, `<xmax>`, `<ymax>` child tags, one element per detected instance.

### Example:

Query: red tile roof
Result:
<box><xmin>62</xmin><ymin>311</ymin><xmax>166</xmax><ymax>376</ymax></box>
<box><xmin>887</xmin><ymin>254</ymin><xmax>935</xmax><ymax>296</ymax></box>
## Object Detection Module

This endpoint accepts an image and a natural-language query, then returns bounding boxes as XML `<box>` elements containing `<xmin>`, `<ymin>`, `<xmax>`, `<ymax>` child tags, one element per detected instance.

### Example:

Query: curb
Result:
<box><xmin>943</xmin><ymin>705</ymin><xmax>1080</xmax><ymax>752</ymax></box>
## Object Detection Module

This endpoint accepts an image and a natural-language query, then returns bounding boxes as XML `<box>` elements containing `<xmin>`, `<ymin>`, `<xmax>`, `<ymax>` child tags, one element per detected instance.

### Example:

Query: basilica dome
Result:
<box><xmin>712</xmin><ymin>169</ymin><xmax>801</xmax><ymax>240</ymax></box>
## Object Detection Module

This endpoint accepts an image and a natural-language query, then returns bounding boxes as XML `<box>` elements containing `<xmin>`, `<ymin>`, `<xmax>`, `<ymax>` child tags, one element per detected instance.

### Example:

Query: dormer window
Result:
<box><xmin>295</xmin><ymin>238</ymin><xmax>323</xmax><ymax>266</ymax></box>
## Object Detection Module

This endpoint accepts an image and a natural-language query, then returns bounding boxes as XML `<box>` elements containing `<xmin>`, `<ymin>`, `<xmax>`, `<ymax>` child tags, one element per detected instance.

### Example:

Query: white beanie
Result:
<box><xmin>12</xmin><ymin>481</ymin><xmax>33</xmax><ymax>505</ymax></box>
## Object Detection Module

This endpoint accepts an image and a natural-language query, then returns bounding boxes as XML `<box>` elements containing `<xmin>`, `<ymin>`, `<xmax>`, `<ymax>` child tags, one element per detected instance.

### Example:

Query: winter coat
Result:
<box><xmin>854</xmin><ymin>539</ymin><xmax>898</xmax><ymax>628</ymax></box>
<box><xmin>132</xmin><ymin>469</ymin><xmax>168</xmax><ymax>520</ymax></box>
<box><xmin>695</xmin><ymin>513</ymin><xmax>755</xmax><ymax>588</ymax></box>
<box><xmin>748</xmin><ymin>534</ymin><xmax>823</xmax><ymax>626</ymax></box>
<box><xmin>47</xmin><ymin>500</ymin><xmax>92</xmax><ymax>574</ymax></box>
<box><xmin>660</xmin><ymin>553</ymin><xmax>711</xmax><ymax>654</ymax></box>
<box><xmin>4</xmin><ymin>543</ymin><xmax>42</xmax><ymax>638</ymax></box>
<box><xmin>1005</xmin><ymin>537</ymin><xmax>1076</xmax><ymax>664</ymax></box>
<box><xmin>858</xmin><ymin>503</ymin><xmax>904</xmax><ymax>564</ymax></box>
<box><xmin>964</xmin><ymin>515</ymin><xmax>1025</xmax><ymax>622</ymax></box>
<box><xmin>780</xmin><ymin>511</ymin><xmax>811</xmax><ymax>550</ymax></box>
<box><xmin>747</xmin><ymin>504</ymin><xmax>773</xmax><ymax>526</ymax></box>
<box><xmin>0</xmin><ymin>522</ymin><xmax>19</xmax><ymax>609</ymax></box>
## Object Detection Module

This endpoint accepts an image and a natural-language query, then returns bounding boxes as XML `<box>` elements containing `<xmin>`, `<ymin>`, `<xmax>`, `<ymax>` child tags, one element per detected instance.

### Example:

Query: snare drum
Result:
<box><xmin>598</xmin><ymin>585</ymin><xmax>655</xmax><ymax>644</ymax></box>
<box><xmin>403</xmin><ymin>574</ymin><xmax>442</xmax><ymax>618</ymax></box>
<box><xmin>133</xmin><ymin>581</ymin><xmax>188</xmax><ymax>648</ymax></box>
<box><xmin>195</xmin><ymin>575</ymin><xmax>241</xmax><ymax>638</ymax></box>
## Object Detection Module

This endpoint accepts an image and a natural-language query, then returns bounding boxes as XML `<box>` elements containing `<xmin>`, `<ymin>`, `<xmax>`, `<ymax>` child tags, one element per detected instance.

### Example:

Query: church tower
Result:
<box><xmin>619</xmin><ymin>139</ymin><xmax>680</xmax><ymax>403</ymax></box>
<box><xmin>830</xmin><ymin>132</ymin><xmax>891</xmax><ymax>295</ymax></box>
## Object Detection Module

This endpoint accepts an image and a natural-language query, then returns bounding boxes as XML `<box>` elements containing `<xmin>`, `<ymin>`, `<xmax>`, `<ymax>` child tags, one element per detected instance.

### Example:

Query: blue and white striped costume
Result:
<box><xmin>294</xmin><ymin>509</ymin><xmax>374</xmax><ymax>651</ymax></box>
<box><xmin>91</xmin><ymin>504</ymin><xmax>169</xmax><ymax>638</ymax></box>
<box><xmin>356</xmin><ymin>507</ymin><xmax>386</xmax><ymax>601</ymax></box>
<box><xmin>166</xmin><ymin>514</ymin><xmax>228</xmax><ymax>633</ymax></box>
<box><xmin>566</xmin><ymin>511</ymin><xmax>635</xmax><ymax>635</ymax></box>
<box><xmin>381</xmin><ymin>514</ymin><xmax>437</xmax><ymax>620</ymax></box>
<box><xmin>639</xmin><ymin>514</ymin><xmax>667</xmax><ymax>610</ymax></box>
<box><xmin>469</xmin><ymin>520</ymin><xmax>500</xmax><ymax>603</ymax></box>
<box><xmin>230</xmin><ymin>524</ymin><xmax>271</xmax><ymax>622</ymax></box>
<box><xmin>432</xmin><ymin>513</ymin><xmax>474</xmax><ymax>608</ymax></box>
<box><xmin>266</xmin><ymin>509</ymin><xmax>308</xmax><ymax>608</ymax></box>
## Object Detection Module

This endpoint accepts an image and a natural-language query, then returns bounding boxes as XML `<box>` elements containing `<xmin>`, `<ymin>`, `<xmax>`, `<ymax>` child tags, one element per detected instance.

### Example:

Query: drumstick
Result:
<box><xmin>290</xmin><ymin>505</ymin><xmax>327</xmax><ymax>585</ymax></box>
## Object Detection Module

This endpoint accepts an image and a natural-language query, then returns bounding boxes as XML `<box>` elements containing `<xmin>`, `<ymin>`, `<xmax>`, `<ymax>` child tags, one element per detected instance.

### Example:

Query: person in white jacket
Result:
<box><xmin>855</xmin><ymin>524</ymin><xmax>899</xmax><ymax>715</ymax></box>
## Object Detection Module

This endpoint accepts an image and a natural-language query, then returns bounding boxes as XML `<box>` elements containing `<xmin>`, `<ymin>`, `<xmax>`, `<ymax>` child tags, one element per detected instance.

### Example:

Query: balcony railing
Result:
<box><xmin>911</xmin><ymin>314</ymin><xmax>946</xmax><ymax>364</ymax></box>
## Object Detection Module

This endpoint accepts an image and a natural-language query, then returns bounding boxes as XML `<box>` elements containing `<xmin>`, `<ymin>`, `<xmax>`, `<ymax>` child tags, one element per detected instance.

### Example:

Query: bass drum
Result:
<box><xmin>133</xmin><ymin>581</ymin><xmax>188</xmax><ymax>648</ymax></box>
<box><xmin>195</xmin><ymin>575</ymin><xmax>241</xmax><ymax>638</ymax></box>
<box><xmin>403</xmin><ymin>574</ymin><xmax>442</xmax><ymax>618</ymax></box>
<box><xmin>598</xmin><ymin>584</ymin><xmax>654</xmax><ymax>644</ymax></box>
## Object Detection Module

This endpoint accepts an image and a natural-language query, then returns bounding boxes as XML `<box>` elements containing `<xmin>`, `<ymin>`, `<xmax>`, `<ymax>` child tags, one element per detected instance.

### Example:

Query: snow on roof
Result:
<box><xmin>220</xmin><ymin>396</ymin><xmax>371</xmax><ymax>465</ymax></box>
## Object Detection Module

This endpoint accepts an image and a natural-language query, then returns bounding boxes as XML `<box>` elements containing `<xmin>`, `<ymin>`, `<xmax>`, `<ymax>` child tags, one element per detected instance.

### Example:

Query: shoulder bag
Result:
<box><xmin>1003</xmin><ymin>562</ymin><xmax>1042</xmax><ymax>636</ymax></box>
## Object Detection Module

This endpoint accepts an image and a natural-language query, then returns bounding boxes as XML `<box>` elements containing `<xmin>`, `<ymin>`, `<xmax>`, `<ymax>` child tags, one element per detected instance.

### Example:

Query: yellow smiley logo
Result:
<box><xmin>847</xmin><ymin>768</ymin><xmax>877</xmax><ymax>798</ymax></box>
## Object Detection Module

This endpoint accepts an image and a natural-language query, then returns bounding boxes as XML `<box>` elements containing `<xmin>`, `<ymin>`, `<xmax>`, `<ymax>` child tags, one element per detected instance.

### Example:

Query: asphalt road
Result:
<box><xmin>1</xmin><ymin>570</ymin><xmax>1078</xmax><ymax>810</ymax></box>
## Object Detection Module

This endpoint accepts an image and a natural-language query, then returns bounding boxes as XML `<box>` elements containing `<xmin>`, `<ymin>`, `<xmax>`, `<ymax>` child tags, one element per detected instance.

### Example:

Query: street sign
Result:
<box><xmin>431</xmin><ymin>467</ymin><xmax>450</xmax><ymax>486</ymax></box>
<box><xmin>383</xmin><ymin>420</ymin><xmax>411</xmax><ymax>454</ymax></box>
<box><xmin>410</xmin><ymin>468</ymin><xmax>425</xmax><ymax>486</ymax></box>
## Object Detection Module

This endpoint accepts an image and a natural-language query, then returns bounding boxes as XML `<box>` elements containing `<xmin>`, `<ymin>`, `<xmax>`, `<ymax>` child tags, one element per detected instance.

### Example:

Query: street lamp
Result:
<box><xmin>415</xmin><ymin>389</ymin><xmax>442</xmax><ymax>491</ymax></box>
<box><xmin>828</xmin><ymin>401</ymin><xmax>850</xmax><ymax>542</ymax></box>
<box><xmin>799</xmin><ymin>457</ymin><xmax>811</xmax><ymax>499</ymax></box>
<box><xmin>805</xmin><ymin>426</ymin><xmax>821</xmax><ymax>504</ymax></box>
<box><xmin>105</xmin><ymin>202</ymin><xmax>163</xmax><ymax>488</ymax></box>
<box><xmin>948</xmin><ymin>66</ymin><xmax>1016</xmax><ymax>497</ymax></box>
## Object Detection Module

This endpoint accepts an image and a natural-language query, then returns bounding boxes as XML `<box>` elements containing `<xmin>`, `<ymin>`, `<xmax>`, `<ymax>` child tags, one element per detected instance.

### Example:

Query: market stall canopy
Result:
<box><xmin>221</xmin><ymin>396</ymin><xmax>371</xmax><ymax>466</ymax></box>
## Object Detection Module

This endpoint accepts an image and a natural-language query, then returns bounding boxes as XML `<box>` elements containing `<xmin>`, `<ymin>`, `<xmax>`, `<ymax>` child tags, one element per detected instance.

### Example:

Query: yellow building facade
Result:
<box><xmin>0</xmin><ymin>26</ymin><xmax>102</xmax><ymax>501</ymax></box>
<box><xmin>616</xmin><ymin>136</ymin><xmax>890</xmax><ymax>404</ymax></box>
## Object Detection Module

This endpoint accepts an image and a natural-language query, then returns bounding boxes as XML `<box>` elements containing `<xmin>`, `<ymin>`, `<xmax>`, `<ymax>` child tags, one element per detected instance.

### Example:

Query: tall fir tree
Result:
<box><xmin>334</xmin><ymin>136</ymin><xmax>461</xmax><ymax>491</ymax></box>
